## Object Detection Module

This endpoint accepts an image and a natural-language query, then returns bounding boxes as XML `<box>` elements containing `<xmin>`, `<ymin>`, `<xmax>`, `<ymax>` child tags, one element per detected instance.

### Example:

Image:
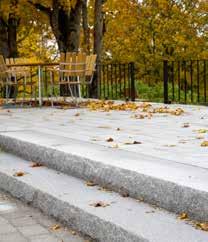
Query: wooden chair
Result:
<box><xmin>50</xmin><ymin>53</ymin><xmax>97</xmax><ymax>106</ymax></box>
<box><xmin>50</xmin><ymin>52</ymin><xmax>87</xmax><ymax>106</ymax></box>
<box><xmin>0</xmin><ymin>55</ymin><xmax>36</xmax><ymax>104</ymax></box>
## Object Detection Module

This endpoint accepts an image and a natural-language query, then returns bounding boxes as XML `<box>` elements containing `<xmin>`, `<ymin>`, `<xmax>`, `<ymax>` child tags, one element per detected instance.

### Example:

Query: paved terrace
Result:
<box><xmin>0</xmin><ymin>101</ymin><xmax>207</xmax><ymax>169</ymax></box>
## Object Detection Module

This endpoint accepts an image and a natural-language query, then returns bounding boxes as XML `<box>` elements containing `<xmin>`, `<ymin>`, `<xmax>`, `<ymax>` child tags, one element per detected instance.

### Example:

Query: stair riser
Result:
<box><xmin>0</xmin><ymin>171</ymin><xmax>144</xmax><ymax>242</ymax></box>
<box><xmin>1</xmin><ymin>135</ymin><xmax>208</xmax><ymax>221</ymax></box>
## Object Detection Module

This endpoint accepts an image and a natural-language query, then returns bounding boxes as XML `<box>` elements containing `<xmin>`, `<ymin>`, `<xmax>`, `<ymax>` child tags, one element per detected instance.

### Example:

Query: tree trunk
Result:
<box><xmin>82</xmin><ymin>0</ymin><xmax>90</xmax><ymax>54</ymax></box>
<box><xmin>8</xmin><ymin>13</ymin><xmax>18</xmax><ymax>58</ymax></box>
<box><xmin>0</xmin><ymin>15</ymin><xmax>9</xmax><ymax>57</ymax></box>
<box><xmin>89</xmin><ymin>0</ymin><xmax>106</xmax><ymax>98</ymax></box>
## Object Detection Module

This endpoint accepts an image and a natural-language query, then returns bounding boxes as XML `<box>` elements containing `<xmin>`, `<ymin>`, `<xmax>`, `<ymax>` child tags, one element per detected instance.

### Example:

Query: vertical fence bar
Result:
<box><xmin>130</xmin><ymin>62</ymin><xmax>135</xmax><ymax>101</ymax></box>
<box><xmin>115</xmin><ymin>64</ymin><xmax>118</xmax><ymax>100</ymax></box>
<box><xmin>190</xmin><ymin>60</ymin><xmax>193</xmax><ymax>103</ymax></box>
<box><xmin>123</xmin><ymin>64</ymin><xmax>126</xmax><ymax>100</ymax></box>
<box><xmin>119</xmin><ymin>64</ymin><xmax>122</xmax><ymax>99</ymax></box>
<box><xmin>178</xmin><ymin>61</ymin><xmax>181</xmax><ymax>102</ymax></box>
<box><xmin>171</xmin><ymin>61</ymin><xmax>175</xmax><ymax>101</ymax></box>
<box><xmin>197</xmin><ymin>60</ymin><xmax>200</xmax><ymax>103</ymax></box>
<box><xmin>204</xmin><ymin>60</ymin><xmax>206</xmax><ymax>103</ymax></box>
<box><xmin>163</xmin><ymin>60</ymin><xmax>169</xmax><ymax>104</ymax></box>
<box><xmin>184</xmin><ymin>61</ymin><xmax>187</xmax><ymax>104</ymax></box>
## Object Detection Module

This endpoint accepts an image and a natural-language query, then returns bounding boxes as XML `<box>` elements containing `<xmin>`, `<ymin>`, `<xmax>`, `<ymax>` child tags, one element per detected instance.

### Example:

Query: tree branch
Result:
<box><xmin>27</xmin><ymin>0</ymin><xmax>51</xmax><ymax>16</ymax></box>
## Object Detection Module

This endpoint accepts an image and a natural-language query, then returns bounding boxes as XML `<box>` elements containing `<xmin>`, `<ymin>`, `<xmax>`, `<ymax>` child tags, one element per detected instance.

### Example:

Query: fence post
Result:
<box><xmin>130</xmin><ymin>62</ymin><xmax>136</xmax><ymax>101</ymax></box>
<box><xmin>163</xmin><ymin>60</ymin><xmax>169</xmax><ymax>104</ymax></box>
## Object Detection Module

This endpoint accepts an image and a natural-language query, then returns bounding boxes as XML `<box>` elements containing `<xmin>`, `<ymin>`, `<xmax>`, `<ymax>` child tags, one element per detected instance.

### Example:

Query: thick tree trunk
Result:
<box><xmin>0</xmin><ymin>16</ymin><xmax>9</xmax><ymax>57</ymax></box>
<box><xmin>89</xmin><ymin>0</ymin><xmax>106</xmax><ymax>98</ymax></box>
<box><xmin>8</xmin><ymin>13</ymin><xmax>18</xmax><ymax>58</ymax></box>
<box><xmin>82</xmin><ymin>0</ymin><xmax>90</xmax><ymax>54</ymax></box>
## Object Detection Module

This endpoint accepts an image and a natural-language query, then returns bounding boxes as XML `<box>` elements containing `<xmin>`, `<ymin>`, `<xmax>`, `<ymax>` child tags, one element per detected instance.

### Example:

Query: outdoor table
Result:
<box><xmin>7</xmin><ymin>62</ymin><xmax>58</xmax><ymax>106</ymax></box>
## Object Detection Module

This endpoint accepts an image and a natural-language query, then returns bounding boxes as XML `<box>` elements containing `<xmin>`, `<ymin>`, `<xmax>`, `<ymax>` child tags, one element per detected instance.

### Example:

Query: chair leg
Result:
<box><xmin>50</xmin><ymin>71</ymin><xmax>54</xmax><ymax>107</ymax></box>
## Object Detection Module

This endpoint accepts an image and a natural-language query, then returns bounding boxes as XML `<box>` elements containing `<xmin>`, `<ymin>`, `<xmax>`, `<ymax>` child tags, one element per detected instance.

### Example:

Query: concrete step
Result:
<box><xmin>0</xmin><ymin>151</ymin><xmax>207</xmax><ymax>242</ymax></box>
<box><xmin>1</xmin><ymin>130</ymin><xmax>208</xmax><ymax>222</ymax></box>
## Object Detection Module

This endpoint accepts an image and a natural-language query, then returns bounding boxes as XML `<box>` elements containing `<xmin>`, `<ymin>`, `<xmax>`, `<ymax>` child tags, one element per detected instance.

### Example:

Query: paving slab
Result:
<box><xmin>0</xmin><ymin>189</ymin><xmax>89</xmax><ymax>242</ymax></box>
<box><xmin>0</xmin><ymin>152</ymin><xmax>207</xmax><ymax>242</ymax></box>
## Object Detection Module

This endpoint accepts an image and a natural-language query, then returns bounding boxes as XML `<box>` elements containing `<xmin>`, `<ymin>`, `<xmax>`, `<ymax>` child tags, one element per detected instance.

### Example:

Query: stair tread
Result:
<box><xmin>0</xmin><ymin>151</ymin><xmax>207</xmax><ymax>242</ymax></box>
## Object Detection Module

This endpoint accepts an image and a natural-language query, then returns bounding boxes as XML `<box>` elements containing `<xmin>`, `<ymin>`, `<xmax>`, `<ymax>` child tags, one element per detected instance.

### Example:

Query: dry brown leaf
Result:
<box><xmin>69</xmin><ymin>230</ymin><xmax>77</xmax><ymax>235</ymax></box>
<box><xmin>90</xmin><ymin>201</ymin><xmax>110</xmax><ymax>208</ymax></box>
<box><xmin>182</xmin><ymin>123</ymin><xmax>190</xmax><ymax>128</ymax></box>
<box><xmin>85</xmin><ymin>181</ymin><xmax>97</xmax><ymax>187</ymax></box>
<box><xmin>30</xmin><ymin>162</ymin><xmax>43</xmax><ymax>168</ymax></box>
<box><xmin>116</xmin><ymin>128</ymin><xmax>121</xmax><ymax>131</ymax></box>
<box><xmin>111</xmin><ymin>144</ymin><xmax>119</xmax><ymax>148</ymax></box>
<box><xmin>121</xmin><ymin>191</ymin><xmax>129</xmax><ymax>197</ymax></box>
<box><xmin>13</xmin><ymin>171</ymin><xmax>26</xmax><ymax>177</ymax></box>
<box><xmin>106</xmin><ymin>137</ymin><xmax>114</xmax><ymax>142</ymax></box>
<box><xmin>178</xmin><ymin>212</ymin><xmax>188</xmax><ymax>220</ymax></box>
<box><xmin>124</xmin><ymin>141</ymin><xmax>142</xmax><ymax>145</ymax></box>
<box><xmin>74</xmin><ymin>113</ymin><xmax>80</xmax><ymax>117</ymax></box>
<box><xmin>201</xmin><ymin>141</ymin><xmax>208</xmax><ymax>147</ymax></box>
<box><xmin>50</xmin><ymin>224</ymin><xmax>61</xmax><ymax>231</ymax></box>
<box><xmin>196</xmin><ymin>223</ymin><xmax>208</xmax><ymax>231</ymax></box>
<box><xmin>98</xmin><ymin>187</ymin><xmax>112</xmax><ymax>192</ymax></box>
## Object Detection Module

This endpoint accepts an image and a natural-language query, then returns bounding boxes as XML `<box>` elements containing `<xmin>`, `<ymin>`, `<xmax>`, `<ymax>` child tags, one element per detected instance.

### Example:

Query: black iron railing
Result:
<box><xmin>1</xmin><ymin>62</ymin><xmax>136</xmax><ymax>104</ymax></box>
<box><xmin>163</xmin><ymin>60</ymin><xmax>208</xmax><ymax>105</ymax></box>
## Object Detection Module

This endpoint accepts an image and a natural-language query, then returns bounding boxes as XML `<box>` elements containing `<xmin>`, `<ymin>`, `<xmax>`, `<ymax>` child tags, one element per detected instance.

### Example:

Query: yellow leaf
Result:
<box><xmin>201</xmin><ymin>141</ymin><xmax>208</xmax><ymax>147</ymax></box>
<box><xmin>50</xmin><ymin>224</ymin><xmax>61</xmax><ymax>231</ymax></box>
<box><xmin>178</xmin><ymin>212</ymin><xmax>188</xmax><ymax>220</ymax></box>
<box><xmin>13</xmin><ymin>171</ymin><xmax>26</xmax><ymax>177</ymax></box>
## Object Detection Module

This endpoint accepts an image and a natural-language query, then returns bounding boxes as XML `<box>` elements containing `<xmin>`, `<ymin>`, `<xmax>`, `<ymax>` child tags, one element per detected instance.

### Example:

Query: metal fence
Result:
<box><xmin>163</xmin><ymin>60</ymin><xmax>208</xmax><ymax>105</ymax></box>
<box><xmin>0</xmin><ymin>62</ymin><xmax>136</xmax><ymax>105</ymax></box>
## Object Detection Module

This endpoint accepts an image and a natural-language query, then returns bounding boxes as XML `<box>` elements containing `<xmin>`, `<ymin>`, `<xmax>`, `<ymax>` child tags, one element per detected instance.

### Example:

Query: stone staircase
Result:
<box><xmin>0</xmin><ymin>130</ymin><xmax>208</xmax><ymax>241</ymax></box>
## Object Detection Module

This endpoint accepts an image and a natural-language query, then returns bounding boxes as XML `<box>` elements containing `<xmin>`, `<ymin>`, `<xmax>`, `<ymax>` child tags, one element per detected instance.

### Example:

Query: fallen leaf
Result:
<box><xmin>116</xmin><ymin>128</ymin><xmax>121</xmax><ymax>131</ymax></box>
<box><xmin>85</xmin><ymin>181</ymin><xmax>97</xmax><ymax>187</ymax></box>
<box><xmin>121</xmin><ymin>191</ymin><xmax>129</xmax><ymax>197</ymax></box>
<box><xmin>106</xmin><ymin>137</ymin><xmax>114</xmax><ymax>142</ymax></box>
<box><xmin>201</xmin><ymin>141</ymin><xmax>208</xmax><ymax>147</ymax></box>
<box><xmin>98</xmin><ymin>187</ymin><xmax>112</xmax><ymax>192</ymax></box>
<box><xmin>111</xmin><ymin>144</ymin><xmax>119</xmax><ymax>148</ymax></box>
<box><xmin>124</xmin><ymin>141</ymin><xmax>142</xmax><ymax>145</ymax></box>
<box><xmin>178</xmin><ymin>212</ymin><xmax>188</xmax><ymax>220</ymax></box>
<box><xmin>30</xmin><ymin>162</ymin><xmax>43</xmax><ymax>168</ymax></box>
<box><xmin>70</xmin><ymin>230</ymin><xmax>77</xmax><ymax>235</ymax></box>
<box><xmin>50</xmin><ymin>224</ymin><xmax>61</xmax><ymax>231</ymax></box>
<box><xmin>90</xmin><ymin>201</ymin><xmax>110</xmax><ymax>208</ymax></box>
<box><xmin>13</xmin><ymin>171</ymin><xmax>26</xmax><ymax>177</ymax></box>
<box><xmin>196</xmin><ymin>223</ymin><xmax>208</xmax><ymax>231</ymax></box>
<box><xmin>197</xmin><ymin>129</ymin><xmax>208</xmax><ymax>134</ymax></box>
<box><xmin>74</xmin><ymin>113</ymin><xmax>80</xmax><ymax>117</ymax></box>
<box><xmin>182</xmin><ymin>123</ymin><xmax>190</xmax><ymax>128</ymax></box>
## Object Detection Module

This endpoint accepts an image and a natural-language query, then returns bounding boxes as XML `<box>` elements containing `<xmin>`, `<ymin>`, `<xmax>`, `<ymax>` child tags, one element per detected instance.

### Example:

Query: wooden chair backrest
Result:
<box><xmin>86</xmin><ymin>54</ymin><xmax>97</xmax><ymax>76</ymax></box>
<box><xmin>0</xmin><ymin>55</ymin><xmax>8</xmax><ymax>72</ymax></box>
<box><xmin>60</xmin><ymin>52</ymin><xmax>86</xmax><ymax>78</ymax></box>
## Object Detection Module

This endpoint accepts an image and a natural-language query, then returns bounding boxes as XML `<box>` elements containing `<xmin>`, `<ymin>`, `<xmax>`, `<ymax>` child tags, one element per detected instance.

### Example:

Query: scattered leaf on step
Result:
<box><xmin>116</xmin><ymin>128</ymin><xmax>121</xmax><ymax>131</ymax></box>
<box><xmin>182</xmin><ymin>123</ymin><xmax>190</xmax><ymax>128</ymax></box>
<box><xmin>124</xmin><ymin>141</ymin><xmax>142</xmax><ymax>145</ymax></box>
<box><xmin>136</xmin><ymin>197</ymin><xmax>144</xmax><ymax>202</ymax></box>
<box><xmin>85</xmin><ymin>181</ymin><xmax>97</xmax><ymax>187</ymax></box>
<box><xmin>164</xmin><ymin>144</ymin><xmax>176</xmax><ymax>147</ymax></box>
<box><xmin>13</xmin><ymin>171</ymin><xmax>26</xmax><ymax>177</ymax></box>
<box><xmin>69</xmin><ymin>230</ymin><xmax>77</xmax><ymax>235</ymax></box>
<box><xmin>106</xmin><ymin>137</ymin><xmax>114</xmax><ymax>142</ymax></box>
<box><xmin>97</xmin><ymin>125</ymin><xmax>111</xmax><ymax>129</ymax></box>
<box><xmin>197</xmin><ymin>129</ymin><xmax>208</xmax><ymax>134</ymax></box>
<box><xmin>74</xmin><ymin>113</ymin><xmax>80</xmax><ymax>117</ymax></box>
<box><xmin>90</xmin><ymin>201</ymin><xmax>110</xmax><ymax>208</ymax></box>
<box><xmin>50</xmin><ymin>224</ymin><xmax>61</xmax><ymax>231</ymax></box>
<box><xmin>178</xmin><ymin>212</ymin><xmax>188</xmax><ymax>220</ymax></box>
<box><xmin>145</xmin><ymin>210</ymin><xmax>155</xmax><ymax>214</ymax></box>
<box><xmin>196</xmin><ymin>136</ymin><xmax>204</xmax><ymax>140</ymax></box>
<box><xmin>98</xmin><ymin>187</ymin><xmax>112</xmax><ymax>192</ymax></box>
<box><xmin>121</xmin><ymin>191</ymin><xmax>129</xmax><ymax>197</ymax></box>
<box><xmin>196</xmin><ymin>223</ymin><xmax>208</xmax><ymax>231</ymax></box>
<box><xmin>111</xmin><ymin>144</ymin><xmax>119</xmax><ymax>148</ymax></box>
<box><xmin>201</xmin><ymin>141</ymin><xmax>208</xmax><ymax>147</ymax></box>
<box><xmin>30</xmin><ymin>162</ymin><xmax>43</xmax><ymax>168</ymax></box>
